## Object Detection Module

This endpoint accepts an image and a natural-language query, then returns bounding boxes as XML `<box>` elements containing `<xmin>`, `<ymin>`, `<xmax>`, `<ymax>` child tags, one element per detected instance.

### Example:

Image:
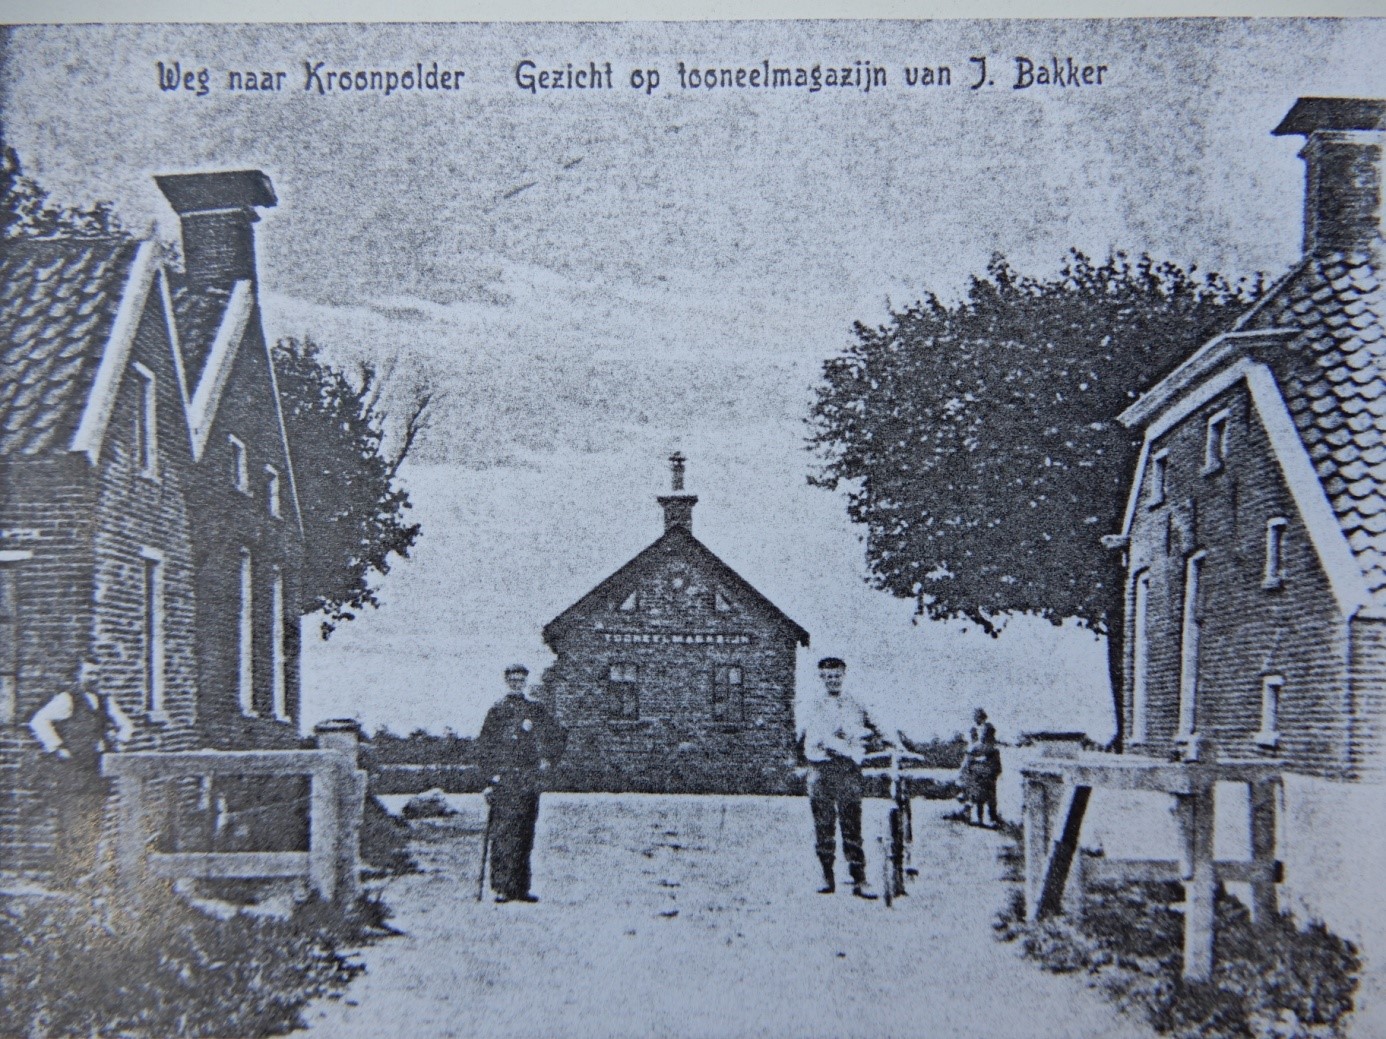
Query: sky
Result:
<box><xmin>3</xmin><ymin>19</ymin><xmax>1384</xmax><ymax>740</ymax></box>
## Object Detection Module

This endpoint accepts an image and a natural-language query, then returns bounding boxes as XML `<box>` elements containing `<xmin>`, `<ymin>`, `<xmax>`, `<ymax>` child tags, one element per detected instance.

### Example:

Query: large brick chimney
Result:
<box><xmin>1273</xmin><ymin>97</ymin><xmax>1385</xmax><ymax>257</ymax></box>
<box><xmin>154</xmin><ymin>170</ymin><xmax>277</xmax><ymax>289</ymax></box>
<box><xmin>657</xmin><ymin>451</ymin><xmax>698</xmax><ymax>533</ymax></box>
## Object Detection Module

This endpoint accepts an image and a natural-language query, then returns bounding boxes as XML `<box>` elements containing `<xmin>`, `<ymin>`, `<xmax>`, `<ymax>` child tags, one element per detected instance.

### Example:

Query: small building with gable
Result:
<box><xmin>542</xmin><ymin>455</ymin><xmax>809</xmax><ymax>793</ymax></box>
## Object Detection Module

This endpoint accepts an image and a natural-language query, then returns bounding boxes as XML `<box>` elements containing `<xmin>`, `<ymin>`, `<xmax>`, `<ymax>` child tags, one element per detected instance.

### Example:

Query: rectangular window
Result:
<box><xmin>712</xmin><ymin>664</ymin><xmax>744</xmax><ymax>722</ymax></box>
<box><xmin>1149</xmin><ymin>450</ymin><xmax>1168</xmax><ymax>507</ymax></box>
<box><xmin>1256</xmin><ymin>675</ymin><xmax>1283</xmax><ymax>747</ymax></box>
<box><xmin>133</xmin><ymin>362</ymin><xmax>158</xmax><ymax>479</ymax></box>
<box><xmin>0</xmin><ymin>562</ymin><xmax>19</xmax><ymax>725</ymax></box>
<box><xmin>1264</xmin><ymin>518</ymin><xmax>1288</xmax><ymax>589</ymax></box>
<box><xmin>140</xmin><ymin>549</ymin><xmax>165</xmax><ymax>717</ymax></box>
<box><xmin>1204</xmin><ymin>410</ymin><xmax>1230</xmax><ymax>474</ymax></box>
<box><xmin>607</xmin><ymin>662</ymin><xmax>639</xmax><ymax>719</ymax></box>
<box><xmin>1130</xmin><ymin>571</ymin><xmax>1151</xmax><ymax>744</ymax></box>
<box><xmin>239</xmin><ymin>548</ymin><xmax>255</xmax><ymax>716</ymax></box>
<box><xmin>1178</xmin><ymin>551</ymin><xmax>1206</xmax><ymax>739</ymax></box>
<box><xmin>265</xmin><ymin>466</ymin><xmax>282</xmax><ymax>519</ymax></box>
<box><xmin>229</xmin><ymin>435</ymin><xmax>249</xmax><ymax>494</ymax></box>
<box><xmin>271</xmin><ymin>568</ymin><xmax>287</xmax><ymax>721</ymax></box>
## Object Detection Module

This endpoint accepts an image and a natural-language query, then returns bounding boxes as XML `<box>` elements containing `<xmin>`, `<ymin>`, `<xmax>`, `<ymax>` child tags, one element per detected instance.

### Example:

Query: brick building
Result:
<box><xmin>542</xmin><ymin>455</ymin><xmax>809</xmax><ymax>793</ymax></box>
<box><xmin>1110</xmin><ymin>97</ymin><xmax>1386</xmax><ymax>779</ymax></box>
<box><xmin>0</xmin><ymin>169</ymin><xmax>303</xmax><ymax>871</ymax></box>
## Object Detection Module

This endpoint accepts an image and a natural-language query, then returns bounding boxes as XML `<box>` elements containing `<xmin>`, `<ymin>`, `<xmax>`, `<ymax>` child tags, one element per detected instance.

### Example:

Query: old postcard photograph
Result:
<box><xmin>2</xmin><ymin>15</ymin><xmax>1385</xmax><ymax>1039</ymax></box>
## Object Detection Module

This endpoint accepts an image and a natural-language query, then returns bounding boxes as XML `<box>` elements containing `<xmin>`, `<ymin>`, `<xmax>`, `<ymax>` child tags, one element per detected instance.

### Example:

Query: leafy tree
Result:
<box><xmin>807</xmin><ymin>251</ymin><xmax>1260</xmax><ymax>747</ymax></box>
<box><xmin>2</xmin><ymin>138</ymin><xmax>121</xmax><ymax>239</ymax></box>
<box><xmin>272</xmin><ymin>337</ymin><xmax>434</xmax><ymax>638</ymax></box>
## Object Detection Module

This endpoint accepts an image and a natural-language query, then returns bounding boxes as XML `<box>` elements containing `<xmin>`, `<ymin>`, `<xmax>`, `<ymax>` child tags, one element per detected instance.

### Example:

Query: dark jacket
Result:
<box><xmin>477</xmin><ymin>694</ymin><xmax>567</xmax><ymax>788</ymax></box>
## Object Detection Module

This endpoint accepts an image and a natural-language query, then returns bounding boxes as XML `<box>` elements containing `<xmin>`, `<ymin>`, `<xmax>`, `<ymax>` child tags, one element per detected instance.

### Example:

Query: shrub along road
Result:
<box><xmin>302</xmin><ymin>794</ymin><xmax>1156</xmax><ymax>1039</ymax></box>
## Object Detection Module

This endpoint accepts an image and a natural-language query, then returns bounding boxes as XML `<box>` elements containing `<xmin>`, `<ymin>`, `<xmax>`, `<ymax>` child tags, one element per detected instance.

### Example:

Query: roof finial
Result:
<box><xmin>669</xmin><ymin>451</ymin><xmax>687</xmax><ymax>492</ymax></box>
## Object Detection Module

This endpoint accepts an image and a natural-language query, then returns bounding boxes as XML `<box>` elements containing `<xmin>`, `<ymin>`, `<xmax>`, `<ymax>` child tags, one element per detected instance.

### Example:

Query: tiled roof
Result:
<box><xmin>168</xmin><ymin>273</ymin><xmax>232</xmax><ymax>388</ymax></box>
<box><xmin>0</xmin><ymin>237</ymin><xmax>138</xmax><ymax>457</ymax></box>
<box><xmin>1238</xmin><ymin>246</ymin><xmax>1386</xmax><ymax>603</ymax></box>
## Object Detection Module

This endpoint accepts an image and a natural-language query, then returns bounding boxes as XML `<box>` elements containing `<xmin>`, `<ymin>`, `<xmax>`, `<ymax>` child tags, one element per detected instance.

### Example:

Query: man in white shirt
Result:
<box><xmin>798</xmin><ymin>657</ymin><xmax>877</xmax><ymax>899</ymax></box>
<box><xmin>28</xmin><ymin>659</ymin><xmax>134</xmax><ymax>883</ymax></box>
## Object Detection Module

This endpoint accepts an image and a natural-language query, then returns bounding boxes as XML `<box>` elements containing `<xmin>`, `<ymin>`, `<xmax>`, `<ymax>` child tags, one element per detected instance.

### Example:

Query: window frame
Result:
<box><xmin>0</xmin><ymin>550</ymin><xmax>30</xmax><ymax>725</ymax></box>
<box><xmin>1129</xmin><ymin>569</ymin><xmax>1152</xmax><ymax>744</ymax></box>
<box><xmin>132</xmin><ymin>362</ymin><xmax>160</xmax><ymax>481</ymax></box>
<box><xmin>265</xmin><ymin>465</ymin><xmax>282</xmax><ymax>520</ymax></box>
<box><xmin>1148</xmin><ymin>449</ymin><xmax>1169</xmax><ymax>508</ymax></box>
<box><xmin>712</xmin><ymin>663</ymin><xmax>745</xmax><ymax>722</ymax></box>
<box><xmin>1263</xmin><ymin>517</ymin><xmax>1288</xmax><ymax>590</ymax></box>
<box><xmin>1203</xmin><ymin>409</ymin><xmax>1231</xmax><ymax>475</ymax></box>
<box><xmin>238</xmin><ymin>547</ymin><xmax>256</xmax><ymax>716</ymax></box>
<box><xmin>228</xmin><ymin>434</ymin><xmax>250</xmax><ymax>495</ymax></box>
<box><xmin>607</xmin><ymin>661</ymin><xmax>640</xmax><ymax>719</ymax></box>
<box><xmin>139</xmin><ymin>546</ymin><xmax>167</xmax><ymax>720</ymax></box>
<box><xmin>1255</xmin><ymin>674</ymin><xmax>1284</xmax><ymax>748</ymax></box>
<box><xmin>270</xmin><ymin>565</ymin><xmax>288</xmax><ymax>721</ymax></box>
<box><xmin>1177</xmin><ymin>550</ymin><xmax>1207</xmax><ymax>741</ymax></box>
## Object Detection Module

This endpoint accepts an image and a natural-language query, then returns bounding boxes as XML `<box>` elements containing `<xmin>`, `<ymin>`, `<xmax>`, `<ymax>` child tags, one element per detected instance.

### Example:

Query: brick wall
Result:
<box><xmin>0</xmin><ymin>455</ymin><xmax>96</xmax><ymax>870</ymax></box>
<box><xmin>185</xmin><ymin>321</ymin><xmax>302</xmax><ymax>751</ymax></box>
<box><xmin>1125</xmin><ymin>380</ymin><xmax>1353</xmax><ymax>776</ymax></box>
<box><xmin>90</xmin><ymin>302</ymin><xmax>200</xmax><ymax>755</ymax></box>
<box><xmin>545</xmin><ymin>549</ymin><xmax>800</xmax><ymax>793</ymax></box>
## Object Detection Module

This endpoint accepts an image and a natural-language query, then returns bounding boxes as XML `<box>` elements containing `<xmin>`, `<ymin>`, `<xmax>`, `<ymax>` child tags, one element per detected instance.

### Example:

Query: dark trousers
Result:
<box><xmin>808</xmin><ymin>756</ymin><xmax>865</xmax><ymax>885</ymax></box>
<box><xmin>51</xmin><ymin>770</ymin><xmax>108</xmax><ymax>885</ymax></box>
<box><xmin>488</xmin><ymin>787</ymin><xmax>540</xmax><ymax>899</ymax></box>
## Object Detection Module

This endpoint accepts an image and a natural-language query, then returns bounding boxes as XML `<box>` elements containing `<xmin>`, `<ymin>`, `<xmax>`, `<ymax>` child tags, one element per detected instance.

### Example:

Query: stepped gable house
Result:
<box><xmin>542</xmin><ymin>454</ymin><xmax>809</xmax><ymax>793</ymax></box>
<box><xmin>1111</xmin><ymin>98</ymin><xmax>1386</xmax><ymax>779</ymax></box>
<box><xmin>0</xmin><ymin>169</ymin><xmax>303</xmax><ymax>871</ymax></box>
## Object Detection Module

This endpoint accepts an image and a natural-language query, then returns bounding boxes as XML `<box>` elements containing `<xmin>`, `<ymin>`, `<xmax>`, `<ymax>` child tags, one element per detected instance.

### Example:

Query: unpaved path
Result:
<box><xmin>302</xmin><ymin>794</ymin><xmax>1154</xmax><ymax>1039</ymax></box>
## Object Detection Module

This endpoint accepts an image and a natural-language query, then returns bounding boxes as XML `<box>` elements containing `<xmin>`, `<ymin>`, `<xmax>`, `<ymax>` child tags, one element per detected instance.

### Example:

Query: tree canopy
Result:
<box><xmin>273</xmin><ymin>337</ymin><xmax>433</xmax><ymax>638</ymax></box>
<box><xmin>2</xmin><ymin>141</ymin><xmax>121</xmax><ymax>240</ymax></box>
<box><xmin>807</xmin><ymin>251</ymin><xmax>1260</xmax><ymax>742</ymax></box>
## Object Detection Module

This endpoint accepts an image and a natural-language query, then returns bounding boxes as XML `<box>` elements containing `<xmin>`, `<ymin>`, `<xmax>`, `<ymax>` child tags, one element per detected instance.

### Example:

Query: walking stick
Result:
<box><xmin>476</xmin><ymin>796</ymin><xmax>493</xmax><ymax>902</ymax></box>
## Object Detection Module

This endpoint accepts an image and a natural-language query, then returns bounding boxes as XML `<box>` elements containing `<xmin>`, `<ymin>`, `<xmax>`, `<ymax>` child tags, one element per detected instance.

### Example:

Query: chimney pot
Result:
<box><xmin>1273</xmin><ymin>97</ymin><xmax>1385</xmax><ymax>257</ymax></box>
<box><xmin>155</xmin><ymin>170</ymin><xmax>277</xmax><ymax>289</ymax></box>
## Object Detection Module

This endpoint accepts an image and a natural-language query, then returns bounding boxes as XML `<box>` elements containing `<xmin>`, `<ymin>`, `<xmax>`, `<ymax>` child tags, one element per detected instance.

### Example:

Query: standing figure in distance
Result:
<box><xmin>962</xmin><ymin>707</ymin><xmax>1002</xmax><ymax>828</ymax></box>
<box><xmin>477</xmin><ymin>664</ymin><xmax>567</xmax><ymax>903</ymax></box>
<box><xmin>28</xmin><ymin>658</ymin><xmax>134</xmax><ymax>885</ymax></box>
<box><xmin>798</xmin><ymin>656</ymin><xmax>877</xmax><ymax>899</ymax></box>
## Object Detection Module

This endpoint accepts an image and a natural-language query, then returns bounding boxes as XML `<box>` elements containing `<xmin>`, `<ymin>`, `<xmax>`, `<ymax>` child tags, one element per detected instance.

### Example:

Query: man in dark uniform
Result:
<box><xmin>477</xmin><ymin>664</ymin><xmax>566</xmax><ymax>903</ymax></box>
<box><xmin>28</xmin><ymin>659</ymin><xmax>133</xmax><ymax>884</ymax></box>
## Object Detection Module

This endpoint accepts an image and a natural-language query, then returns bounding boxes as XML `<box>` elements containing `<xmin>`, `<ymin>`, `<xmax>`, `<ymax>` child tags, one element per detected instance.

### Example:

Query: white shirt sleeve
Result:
<box><xmin>28</xmin><ymin>692</ymin><xmax>74</xmax><ymax>753</ymax></box>
<box><xmin>104</xmin><ymin>695</ymin><xmax>135</xmax><ymax>747</ymax></box>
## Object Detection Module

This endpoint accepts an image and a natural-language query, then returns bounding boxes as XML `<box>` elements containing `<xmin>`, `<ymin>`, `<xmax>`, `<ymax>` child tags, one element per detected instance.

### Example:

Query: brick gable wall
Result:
<box><xmin>1125</xmin><ymin>380</ymin><xmax>1353</xmax><ymax>777</ymax></box>
<box><xmin>185</xmin><ymin>321</ymin><xmax>302</xmax><ymax>751</ymax></box>
<box><xmin>546</xmin><ymin>553</ymin><xmax>798</xmax><ymax>793</ymax></box>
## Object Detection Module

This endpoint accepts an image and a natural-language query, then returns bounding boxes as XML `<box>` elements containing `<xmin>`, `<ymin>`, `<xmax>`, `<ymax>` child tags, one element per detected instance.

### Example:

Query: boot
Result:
<box><xmin>818</xmin><ymin>859</ymin><xmax>836</xmax><ymax>894</ymax></box>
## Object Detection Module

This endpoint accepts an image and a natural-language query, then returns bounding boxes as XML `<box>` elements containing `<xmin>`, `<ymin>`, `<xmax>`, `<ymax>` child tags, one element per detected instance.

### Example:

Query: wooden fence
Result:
<box><xmin>1021</xmin><ymin>740</ymin><xmax>1282</xmax><ymax>981</ymax></box>
<box><xmin>101</xmin><ymin>720</ymin><xmax>366</xmax><ymax>905</ymax></box>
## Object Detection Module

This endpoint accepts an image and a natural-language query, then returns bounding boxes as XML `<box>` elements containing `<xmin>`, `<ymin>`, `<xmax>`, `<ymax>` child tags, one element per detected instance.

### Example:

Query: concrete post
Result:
<box><xmin>314</xmin><ymin>719</ymin><xmax>363</xmax><ymax>903</ymax></box>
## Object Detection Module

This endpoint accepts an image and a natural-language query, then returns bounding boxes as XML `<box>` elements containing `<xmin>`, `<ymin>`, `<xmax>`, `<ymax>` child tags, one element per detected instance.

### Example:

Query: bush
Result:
<box><xmin>997</xmin><ymin>871</ymin><xmax>1361</xmax><ymax>1039</ymax></box>
<box><xmin>0</xmin><ymin>886</ymin><xmax>383</xmax><ymax>1038</ymax></box>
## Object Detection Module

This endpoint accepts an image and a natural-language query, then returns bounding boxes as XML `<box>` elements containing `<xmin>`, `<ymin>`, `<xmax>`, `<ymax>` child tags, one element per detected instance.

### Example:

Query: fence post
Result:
<box><xmin>1173</xmin><ymin>763</ymin><xmax>1217</xmax><ymax>982</ymax></box>
<box><xmin>315</xmin><ymin>720</ymin><xmax>363</xmax><ymax>904</ymax></box>
<box><xmin>1022</xmin><ymin>772</ymin><xmax>1056</xmax><ymax>921</ymax></box>
<box><xmin>308</xmin><ymin>762</ymin><xmax>340</xmax><ymax>903</ymax></box>
<box><xmin>110</xmin><ymin>768</ymin><xmax>149</xmax><ymax>901</ymax></box>
<box><xmin>1248</xmin><ymin>777</ymin><xmax>1279</xmax><ymax>925</ymax></box>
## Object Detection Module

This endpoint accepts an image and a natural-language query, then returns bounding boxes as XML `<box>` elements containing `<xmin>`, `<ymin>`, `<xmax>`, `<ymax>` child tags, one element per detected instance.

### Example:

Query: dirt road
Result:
<box><xmin>301</xmin><ymin>794</ymin><xmax>1154</xmax><ymax>1039</ymax></box>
